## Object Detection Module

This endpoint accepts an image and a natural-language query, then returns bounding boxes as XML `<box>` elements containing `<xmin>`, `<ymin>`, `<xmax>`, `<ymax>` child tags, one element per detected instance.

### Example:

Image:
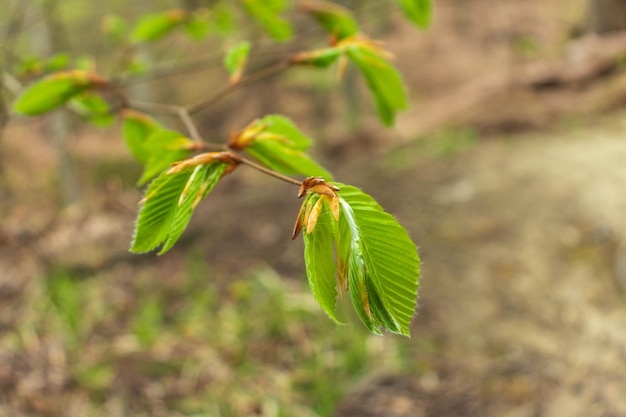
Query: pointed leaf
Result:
<box><xmin>300</xmin><ymin>1</ymin><xmax>359</xmax><ymax>40</ymax></box>
<box><xmin>243</xmin><ymin>0</ymin><xmax>293</xmax><ymax>41</ymax></box>
<box><xmin>396</xmin><ymin>0</ymin><xmax>432</xmax><ymax>28</ymax></box>
<box><xmin>335</xmin><ymin>184</ymin><xmax>419</xmax><ymax>335</ymax></box>
<box><xmin>301</xmin><ymin>194</ymin><xmax>342</xmax><ymax>323</ymax></box>
<box><xmin>130</xmin><ymin>9</ymin><xmax>188</xmax><ymax>43</ymax></box>
<box><xmin>12</xmin><ymin>71</ymin><xmax>105</xmax><ymax>116</ymax></box>
<box><xmin>347</xmin><ymin>46</ymin><xmax>409</xmax><ymax>127</ymax></box>
<box><xmin>231</xmin><ymin>115</ymin><xmax>332</xmax><ymax>179</ymax></box>
<box><xmin>159</xmin><ymin>163</ymin><xmax>227</xmax><ymax>254</ymax></box>
<box><xmin>131</xmin><ymin>162</ymin><xmax>226</xmax><ymax>254</ymax></box>
<box><xmin>258</xmin><ymin>115</ymin><xmax>313</xmax><ymax>150</ymax></box>
<box><xmin>138</xmin><ymin>130</ymin><xmax>194</xmax><ymax>185</ymax></box>
<box><xmin>130</xmin><ymin>169</ymin><xmax>195</xmax><ymax>253</ymax></box>
<box><xmin>224</xmin><ymin>41</ymin><xmax>252</xmax><ymax>85</ymax></box>
<box><xmin>121</xmin><ymin>110</ymin><xmax>162</xmax><ymax>163</ymax></box>
<box><xmin>246</xmin><ymin>139</ymin><xmax>333</xmax><ymax>180</ymax></box>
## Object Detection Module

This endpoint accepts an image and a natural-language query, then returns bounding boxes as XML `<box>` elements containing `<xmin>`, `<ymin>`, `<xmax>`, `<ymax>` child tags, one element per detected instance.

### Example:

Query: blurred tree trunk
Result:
<box><xmin>588</xmin><ymin>0</ymin><xmax>626</xmax><ymax>34</ymax></box>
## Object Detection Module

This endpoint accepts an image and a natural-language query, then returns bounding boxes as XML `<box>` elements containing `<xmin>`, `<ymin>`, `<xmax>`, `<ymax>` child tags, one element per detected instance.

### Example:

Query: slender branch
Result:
<box><xmin>177</xmin><ymin>107</ymin><xmax>202</xmax><ymax>142</ymax></box>
<box><xmin>186</xmin><ymin>59</ymin><xmax>292</xmax><ymax>115</ymax></box>
<box><xmin>126</xmin><ymin>99</ymin><xmax>181</xmax><ymax>115</ymax></box>
<box><xmin>238</xmin><ymin>156</ymin><xmax>302</xmax><ymax>186</ymax></box>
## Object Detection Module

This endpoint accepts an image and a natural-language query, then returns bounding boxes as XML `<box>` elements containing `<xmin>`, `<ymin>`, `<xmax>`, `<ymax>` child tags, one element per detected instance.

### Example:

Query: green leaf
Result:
<box><xmin>69</xmin><ymin>92</ymin><xmax>113</xmax><ymax>126</ymax></box>
<box><xmin>243</xmin><ymin>0</ymin><xmax>293</xmax><ymax>41</ymax></box>
<box><xmin>335</xmin><ymin>184</ymin><xmax>419</xmax><ymax>335</ymax></box>
<box><xmin>138</xmin><ymin>130</ymin><xmax>194</xmax><ymax>186</ymax></box>
<box><xmin>130</xmin><ymin>163</ymin><xmax>226</xmax><ymax>254</ymax></box>
<box><xmin>184</xmin><ymin>10</ymin><xmax>211</xmax><ymax>40</ymax></box>
<box><xmin>347</xmin><ymin>46</ymin><xmax>409</xmax><ymax>127</ymax></box>
<box><xmin>223</xmin><ymin>41</ymin><xmax>251</xmax><ymax>84</ymax></box>
<box><xmin>246</xmin><ymin>139</ymin><xmax>333</xmax><ymax>180</ymax></box>
<box><xmin>292</xmin><ymin>47</ymin><xmax>342</xmax><ymax>68</ymax></box>
<box><xmin>130</xmin><ymin>9</ymin><xmax>188</xmax><ymax>43</ymax></box>
<box><xmin>12</xmin><ymin>71</ymin><xmax>104</xmax><ymax>116</ymax></box>
<box><xmin>234</xmin><ymin>115</ymin><xmax>332</xmax><ymax>179</ymax></box>
<box><xmin>257</xmin><ymin>114</ymin><xmax>312</xmax><ymax>150</ymax></box>
<box><xmin>302</xmin><ymin>194</ymin><xmax>341</xmax><ymax>323</ymax></box>
<box><xmin>396</xmin><ymin>0</ymin><xmax>432</xmax><ymax>28</ymax></box>
<box><xmin>159</xmin><ymin>163</ymin><xmax>227</xmax><ymax>254</ymax></box>
<box><xmin>121</xmin><ymin>110</ymin><xmax>162</xmax><ymax>163</ymax></box>
<box><xmin>300</xmin><ymin>0</ymin><xmax>359</xmax><ymax>40</ymax></box>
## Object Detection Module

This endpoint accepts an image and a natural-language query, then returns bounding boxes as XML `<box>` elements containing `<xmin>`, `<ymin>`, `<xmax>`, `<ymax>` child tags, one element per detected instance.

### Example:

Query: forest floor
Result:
<box><xmin>2</xmin><ymin>0</ymin><xmax>626</xmax><ymax>416</ymax></box>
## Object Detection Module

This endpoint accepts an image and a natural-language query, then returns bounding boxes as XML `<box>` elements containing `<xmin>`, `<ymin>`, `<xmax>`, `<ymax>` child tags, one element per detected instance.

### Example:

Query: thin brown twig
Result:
<box><xmin>177</xmin><ymin>107</ymin><xmax>202</xmax><ymax>142</ymax></box>
<box><xmin>186</xmin><ymin>59</ymin><xmax>292</xmax><ymax>115</ymax></box>
<box><xmin>238</xmin><ymin>156</ymin><xmax>302</xmax><ymax>186</ymax></box>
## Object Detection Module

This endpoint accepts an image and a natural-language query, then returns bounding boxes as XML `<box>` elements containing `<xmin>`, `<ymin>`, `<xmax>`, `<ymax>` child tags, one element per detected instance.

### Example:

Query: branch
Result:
<box><xmin>238</xmin><ymin>156</ymin><xmax>303</xmax><ymax>186</ymax></box>
<box><xmin>186</xmin><ymin>59</ymin><xmax>292</xmax><ymax>115</ymax></box>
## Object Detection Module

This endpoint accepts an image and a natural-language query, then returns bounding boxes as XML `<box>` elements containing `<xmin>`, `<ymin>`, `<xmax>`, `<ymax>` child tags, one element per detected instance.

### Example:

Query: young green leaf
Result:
<box><xmin>396</xmin><ymin>0</ymin><xmax>433</xmax><ymax>29</ymax></box>
<box><xmin>300</xmin><ymin>0</ymin><xmax>359</xmax><ymax>41</ymax></box>
<box><xmin>121</xmin><ymin>110</ymin><xmax>163</xmax><ymax>163</ymax></box>
<box><xmin>12</xmin><ymin>70</ymin><xmax>105</xmax><ymax>116</ymax></box>
<box><xmin>69</xmin><ymin>92</ymin><xmax>113</xmax><ymax>126</ymax></box>
<box><xmin>301</xmin><ymin>194</ymin><xmax>341</xmax><ymax>323</ymax></box>
<box><xmin>335</xmin><ymin>184</ymin><xmax>419</xmax><ymax>335</ymax></box>
<box><xmin>346</xmin><ymin>45</ymin><xmax>409</xmax><ymax>127</ymax></box>
<box><xmin>230</xmin><ymin>115</ymin><xmax>332</xmax><ymax>179</ymax></box>
<box><xmin>159</xmin><ymin>163</ymin><xmax>227</xmax><ymax>254</ymax></box>
<box><xmin>291</xmin><ymin>47</ymin><xmax>342</xmax><ymax>68</ymax></box>
<box><xmin>183</xmin><ymin>9</ymin><xmax>211</xmax><ymax>40</ymax></box>
<box><xmin>243</xmin><ymin>0</ymin><xmax>293</xmax><ymax>41</ymax></box>
<box><xmin>138</xmin><ymin>130</ymin><xmax>195</xmax><ymax>186</ymax></box>
<box><xmin>131</xmin><ymin>162</ymin><xmax>227</xmax><ymax>254</ymax></box>
<box><xmin>224</xmin><ymin>41</ymin><xmax>252</xmax><ymax>85</ymax></box>
<box><xmin>130</xmin><ymin>9</ymin><xmax>188</xmax><ymax>43</ymax></box>
<box><xmin>297</xmin><ymin>180</ymin><xmax>419</xmax><ymax>336</ymax></box>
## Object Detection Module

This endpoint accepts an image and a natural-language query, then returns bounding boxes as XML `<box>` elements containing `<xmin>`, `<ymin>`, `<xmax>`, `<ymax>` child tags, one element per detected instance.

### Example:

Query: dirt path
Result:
<box><xmin>336</xmin><ymin>113</ymin><xmax>626</xmax><ymax>416</ymax></box>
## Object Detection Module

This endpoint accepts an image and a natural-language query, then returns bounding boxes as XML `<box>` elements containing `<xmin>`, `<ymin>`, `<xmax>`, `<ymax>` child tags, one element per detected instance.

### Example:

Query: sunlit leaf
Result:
<box><xmin>12</xmin><ymin>70</ymin><xmax>105</xmax><ymax>116</ymax></box>
<box><xmin>160</xmin><ymin>163</ymin><xmax>227</xmax><ymax>254</ymax></box>
<box><xmin>230</xmin><ymin>115</ymin><xmax>332</xmax><ymax>179</ymax></box>
<box><xmin>335</xmin><ymin>184</ymin><xmax>419</xmax><ymax>335</ymax></box>
<box><xmin>298</xmin><ymin>181</ymin><xmax>419</xmax><ymax>335</ymax></box>
<box><xmin>138</xmin><ymin>130</ymin><xmax>195</xmax><ymax>186</ymax></box>
<box><xmin>302</xmin><ymin>194</ymin><xmax>341</xmax><ymax>323</ymax></box>
<box><xmin>130</xmin><ymin>9</ymin><xmax>188</xmax><ymax>43</ymax></box>
<box><xmin>243</xmin><ymin>0</ymin><xmax>293</xmax><ymax>41</ymax></box>
<box><xmin>224</xmin><ymin>41</ymin><xmax>252</xmax><ymax>85</ymax></box>
<box><xmin>346</xmin><ymin>45</ymin><xmax>409</xmax><ymax>127</ymax></box>
<box><xmin>131</xmin><ymin>162</ymin><xmax>227</xmax><ymax>254</ymax></box>
<box><xmin>396</xmin><ymin>0</ymin><xmax>433</xmax><ymax>28</ymax></box>
<box><xmin>121</xmin><ymin>110</ymin><xmax>162</xmax><ymax>163</ymax></box>
<box><xmin>300</xmin><ymin>0</ymin><xmax>359</xmax><ymax>40</ymax></box>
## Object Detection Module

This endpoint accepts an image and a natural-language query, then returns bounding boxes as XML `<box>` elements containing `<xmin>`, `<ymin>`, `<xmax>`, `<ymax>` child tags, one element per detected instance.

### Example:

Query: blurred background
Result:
<box><xmin>2</xmin><ymin>0</ymin><xmax>626</xmax><ymax>416</ymax></box>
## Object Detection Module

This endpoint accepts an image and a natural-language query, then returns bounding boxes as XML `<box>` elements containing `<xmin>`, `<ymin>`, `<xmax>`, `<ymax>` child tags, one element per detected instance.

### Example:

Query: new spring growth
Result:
<box><xmin>292</xmin><ymin>176</ymin><xmax>340</xmax><ymax>240</ymax></box>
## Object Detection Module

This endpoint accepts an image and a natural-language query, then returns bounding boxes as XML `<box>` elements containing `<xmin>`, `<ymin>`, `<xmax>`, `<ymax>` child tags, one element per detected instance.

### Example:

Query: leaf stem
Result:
<box><xmin>238</xmin><ymin>157</ymin><xmax>302</xmax><ymax>186</ymax></box>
